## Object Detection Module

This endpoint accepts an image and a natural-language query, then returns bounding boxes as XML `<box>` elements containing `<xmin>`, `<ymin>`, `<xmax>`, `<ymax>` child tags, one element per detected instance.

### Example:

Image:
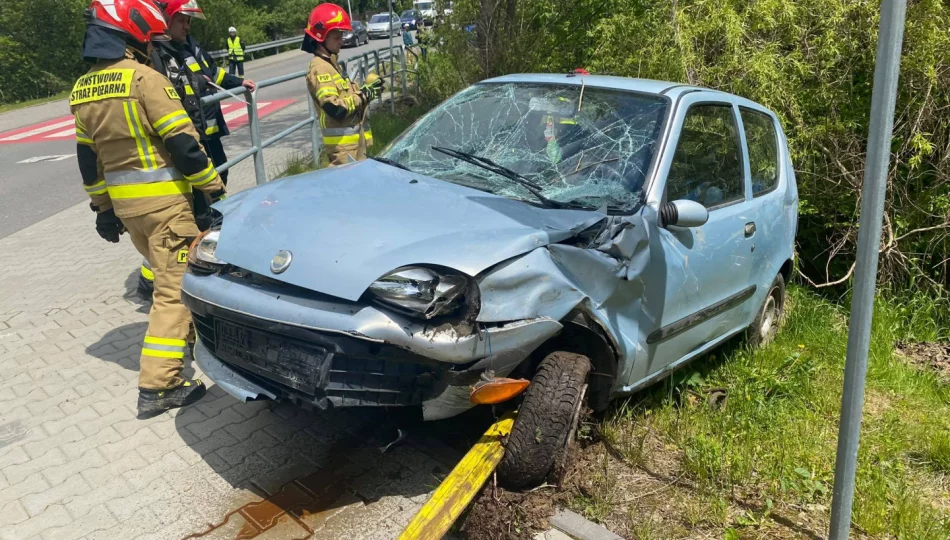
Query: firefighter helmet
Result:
<box><xmin>161</xmin><ymin>0</ymin><xmax>206</xmax><ymax>20</ymax></box>
<box><xmin>305</xmin><ymin>4</ymin><xmax>352</xmax><ymax>42</ymax></box>
<box><xmin>87</xmin><ymin>0</ymin><xmax>169</xmax><ymax>44</ymax></box>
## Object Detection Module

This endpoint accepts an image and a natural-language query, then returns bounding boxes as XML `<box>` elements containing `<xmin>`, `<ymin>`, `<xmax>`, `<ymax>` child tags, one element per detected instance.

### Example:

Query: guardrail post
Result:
<box><xmin>399</xmin><ymin>46</ymin><xmax>408</xmax><ymax>97</ymax></box>
<box><xmin>372</xmin><ymin>49</ymin><xmax>383</xmax><ymax>104</ymax></box>
<box><xmin>308</xmin><ymin>93</ymin><xmax>322</xmax><ymax>169</ymax></box>
<box><xmin>246</xmin><ymin>92</ymin><xmax>266</xmax><ymax>185</ymax></box>
<box><xmin>389</xmin><ymin>46</ymin><xmax>396</xmax><ymax>113</ymax></box>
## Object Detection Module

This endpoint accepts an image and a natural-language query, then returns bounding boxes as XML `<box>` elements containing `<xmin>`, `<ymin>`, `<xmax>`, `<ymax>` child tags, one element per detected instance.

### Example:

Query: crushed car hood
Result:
<box><xmin>213</xmin><ymin>160</ymin><xmax>606</xmax><ymax>301</ymax></box>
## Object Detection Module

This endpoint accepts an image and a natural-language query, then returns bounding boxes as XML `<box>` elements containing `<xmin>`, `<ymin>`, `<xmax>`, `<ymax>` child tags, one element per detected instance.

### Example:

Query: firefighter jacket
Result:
<box><xmin>163</xmin><ymin>36</ymin><xmax>244</xmax><ymax>140</ymax></box>
<box><xmin>71</xmin><ymin>51</ymin><xmax>225</xmax><ymax>220</ymax></box>
<box><xmin>228</xmin><ymin>36</ymin><xmax>245</xmax><ymax>62</ymax></box>
<box><xmin>306</xmin><ymin>52</ymin><xmax>373</xmax><ymax>156</ymax></box>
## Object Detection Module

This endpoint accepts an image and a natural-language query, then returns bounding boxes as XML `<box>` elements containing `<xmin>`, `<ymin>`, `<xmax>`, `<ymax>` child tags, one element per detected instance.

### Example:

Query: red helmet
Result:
<box><xmin>161</xmin><ymin>0</ymin><xmax>206</xmax><ymax>20</ymax></box>
<box><xmin>87</xmin><ymin>0</ymin><xmax>169</xmax><ymax>44</ymax></box>
<box><xmin>305</xmin><ymin>4</ymin><xmax>352</xmax><ymax>42</ymax></box>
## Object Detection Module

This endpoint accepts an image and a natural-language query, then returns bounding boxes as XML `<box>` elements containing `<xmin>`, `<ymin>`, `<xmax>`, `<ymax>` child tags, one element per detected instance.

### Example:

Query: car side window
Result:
<box><xmin>740</xmin><ymin>108</ymin><xmax>780</xmax><ymax>197</ymax></box>
<box><xmin>666</xmin><ymin>104</ymin><xmax>745</xmax><ymax>209</ymax></box>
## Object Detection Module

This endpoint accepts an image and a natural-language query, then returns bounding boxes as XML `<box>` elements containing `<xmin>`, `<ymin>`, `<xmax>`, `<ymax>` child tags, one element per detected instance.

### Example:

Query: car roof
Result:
<box><xmin>481</xmin><ymin>73</ymin><xmax>747</xmax><ymax>103</ymax></box>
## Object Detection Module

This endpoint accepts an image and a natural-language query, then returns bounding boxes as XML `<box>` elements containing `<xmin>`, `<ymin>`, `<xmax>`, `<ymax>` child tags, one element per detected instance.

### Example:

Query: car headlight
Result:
<box><xmin>368</xmin><ymin>267</ymin><xmax>469</xmax><ymax>319</ymax></box>
<box><xmin>344</xmin><ymin>32</ymin><xmax>353</xmax><ymax>38</ymax></box>
<box><xmin>187</xmin><ymin>229</ymin><xmax>225</xmax><ymax>273</ymax></box>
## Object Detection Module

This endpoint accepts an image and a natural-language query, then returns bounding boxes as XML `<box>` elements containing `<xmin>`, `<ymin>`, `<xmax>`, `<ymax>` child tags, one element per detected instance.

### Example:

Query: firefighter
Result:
<box><xmin>73</xmin><ymin>0</ymin><xmax>226</xmax><ymax>418</ymax></box>
<box><xmin>302</xmin><ymin>4</ymin><xmax>383</xmax><ymax>166</ymax></box>
<box><xmin>134</xmin><ymin>0</ymin><xmax>255</xmax><ymax>298</ymax></box>
<box><xmin>227</xmin><ymin>26</ymin><xmax>245</xmax><ymax>76</ymax></box>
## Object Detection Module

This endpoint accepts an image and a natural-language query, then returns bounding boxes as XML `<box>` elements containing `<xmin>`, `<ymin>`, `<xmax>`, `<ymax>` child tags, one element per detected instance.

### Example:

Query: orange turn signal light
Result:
<box><xmin>469</xmin><ymin>378</ymin><xmax>530</xmax><ymax>405</ymax></box>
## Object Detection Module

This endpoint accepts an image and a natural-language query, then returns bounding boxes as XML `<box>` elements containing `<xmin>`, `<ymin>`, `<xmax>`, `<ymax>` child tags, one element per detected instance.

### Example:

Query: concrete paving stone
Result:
<box><xmin>250</xmin><ymin>459</ymin><xmax>322</xmax><ymax>497</ymax></box>
<box><xmin>89</xmin><ymin>389</ymin><xmax>136</xmax><ymax>416</ymax></box>
<box><xmin>224</xmin><ymin>409</ymin><xmax>284</xmax><ymax>441</ymax></box>
<box><xmin>195</xmin><ymin>393</ymin><xmax>241</xmax><ymax>419</ymax></box>
<box><xmin>2</xmin><ymin>448</ymin><xmax>67</xmax><ymax>485</ymax></box>
<box><xmin>43</xmin><ymin>448</ymin><xmax>108</xmax><ymax>486</ymax></box>
<box><xmin>97</xmin><ymin>425</ymin><xmax>157</xmax><ymax>462</ymax></box>
<box><xmin>122</xmin><ymin>451</ymin><xmax>190</xmax><ymax>490</ymax></box>
<box><xmin>63</xmin><ymin>476</ymin><xmax>134</xmax><ymax>518</ymax></box>
<box><xmin>151</xmin><ymin>482</ymin><xmax>263</xmax><ymax>530</ymax></box>
<box><xmin>21</xmin><ymin>473</ymin><xmax>90</xmax><ymax>517</ymax></box>
<box><xmin>78</xmin><ymin>507</ymin><xmax>162</xmax><ymax>540</ymax></box>
<box><xmin>41</xmin><ymin>504</ymin><xmax>118</xmax><ymax>540</ymax></box>
<box><xmin>148</xmin><ymin>404</ymin><xmax>207</xmax><ymax>440</ymax></box>
<box><xmin>0</xmin><ymin>445</ymin><xmax>30</xmax><ymax>470</ymax></box>
<box><xmin>77</xmin><ymin>409</ymin><xmax>128</xmax><ymax>438</ymax></box>
<box><xmin>111</xmin><ymin>410</ymin><xmax>168</xmax><ymax>438</ymax></box>
<box><xmin>105</xmin><ymin>477</ymin><xmax>175</xmax><ymax>521</ymax></box>
<box><xmin>233</xmin><ymin>399</ymin><xmax>273</xmax><ymax>420</ymax></box>
<box><xmin>40</xmin><ymin>406</ymin><xmax>98</xmax><ymax>436</ymax></box>
<box><xmin>60</xmin><ymin>427</ymin><xmax>121</xmax><ymax>460</ymax></box>
<box><xmin>216</xmin><ymin>430</ymin><xmax>279</xmax><ymax>467</ymax></box>
<box><xmin>534</xmin><ymin>530</ymin><xmax>576</xmax><ymax>540</ymax></box>
<box><xmin>208</xmin><ymin>451</ymin><xmax>275</xmax><ymax>489</ymax></box>
<box><xmin>0</xmin><ymin>504</ymin><xmax>71</xmax><ymax>540</ymax></box>
<box><xmin>309</xmin><ymin>493</ymin><xmax>400</xmax><ymax>540</ymax></box>
<box><xmin>82</xmin><ymin>449</ymin><xmax>148</xmax><ymax>489</ymax></box>
<box><xmin>26</xmin><ymin>388</ymin><xmax>80</xmax><ymax>416</ymax></box>
<box><xmin>0</xmin><ymin>500</ymin><xmax>29</xmax><ymax>528</ymax></box>
<box><xmin>187</xmin><ymin>406</ymin><xmax>246</xmax><ymax>439</ymax></box>
<box><xmin>170</xmin><ymin>424</ymin><xmax>236</xmax><ymax>459</ymax></box>
<box><xmin>362</xmin><ymin>517</ymin><xmax>407</xmax><ymax>540</ymax></box>
<box><xmin>549</xmin><ymin>509</ymin><xmax>624</xmax><ymax>540</ymax></box>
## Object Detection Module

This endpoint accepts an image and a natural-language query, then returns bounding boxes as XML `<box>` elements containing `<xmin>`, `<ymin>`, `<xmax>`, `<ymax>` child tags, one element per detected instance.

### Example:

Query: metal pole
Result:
<box><xmin>828</xmin><ymin>1</ymin><xmax>907</xmax><ymax>538</ymax></box>
<box><xmin>308</xmin><ymin>93</ymin><xmax>322</xmax><ymax>169</ymax></box>
<box><xmin>389</xmin><ymin>0</ymin><xmax>396</xmax><ymax>114</ymax></box>
<box><xmin>246</xmin><ymin>92</ymin><xmax>266</xmax><ymax>185</ymax></box>
<box><xmin>347</xmin><ymin>0</ymin><xmax>353</xmax><ymax>20</ymax></box>
<box><xmin>399</xmin><ymin>46</ymin><xmax>408</xmax><ymax>97</ymax></box>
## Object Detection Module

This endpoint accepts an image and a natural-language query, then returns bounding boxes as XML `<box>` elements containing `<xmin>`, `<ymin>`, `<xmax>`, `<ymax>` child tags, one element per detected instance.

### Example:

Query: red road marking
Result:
<box><xmin>0</xmin><ymin>99</ymin><xmax>296</xmax><ymax>145</ymax></box>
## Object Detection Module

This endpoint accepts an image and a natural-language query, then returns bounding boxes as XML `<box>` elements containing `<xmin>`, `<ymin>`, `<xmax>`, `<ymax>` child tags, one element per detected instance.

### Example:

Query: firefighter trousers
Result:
<box><xmin>122</xmin><ymin>201</ymin><xmax>200</xmax><ymax>390</ymax></box>
<box><xmin>324</xmin><ymin>141</ymin><xmax>367</xmax><ymax>167</ymax></box>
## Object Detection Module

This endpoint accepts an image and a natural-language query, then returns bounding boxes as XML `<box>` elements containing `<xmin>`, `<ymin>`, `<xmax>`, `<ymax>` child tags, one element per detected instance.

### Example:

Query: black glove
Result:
<box><xmin>361</xmin><ymin>78</ymin><xmax>384</xmax><ymax>101</ymax></box>
<box><xmin>95</xmin><ymin>209</ymin><xmax>123</xmax><ymax>243</ymax></box>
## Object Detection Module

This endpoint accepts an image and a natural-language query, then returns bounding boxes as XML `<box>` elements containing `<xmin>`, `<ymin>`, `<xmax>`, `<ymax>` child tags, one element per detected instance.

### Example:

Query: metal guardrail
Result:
<box><xmin>207</xmin><ymin>36</ymin><xmax>304</xmax><ymax>61</ymax></box>
<box><xmin>199</xmin><ymin>43</ymin><xmax>415</xmax><ymax>186</ymax></box>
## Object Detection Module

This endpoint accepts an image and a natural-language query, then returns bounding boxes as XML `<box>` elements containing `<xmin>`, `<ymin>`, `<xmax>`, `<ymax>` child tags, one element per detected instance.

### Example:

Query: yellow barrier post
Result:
<box><xmin>398</xmin><ymin>413</ymin><xmax>516</xmax><ymax>540</ymax></box>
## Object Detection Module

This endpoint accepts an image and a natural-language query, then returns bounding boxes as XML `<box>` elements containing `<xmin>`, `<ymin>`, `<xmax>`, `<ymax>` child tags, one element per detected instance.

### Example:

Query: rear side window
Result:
<box><xmin>741</xmin><ymin>108</ymin><xmax>779</xmax><ymax>196</ymax></box>
<box><xmin>666</xmin><ymin>104</ymin><xmax>745</xmax><ymax>209</ymax></box>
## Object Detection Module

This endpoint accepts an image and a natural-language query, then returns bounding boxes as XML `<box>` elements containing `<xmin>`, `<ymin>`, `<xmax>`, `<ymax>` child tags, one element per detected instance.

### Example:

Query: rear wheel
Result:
<box><xmin>747</xmin><ymin>273</ymin><xmax>786</xmax><ymax>348</ymax></box>
<box><xmin>498</xmin><ymin>351</ymin><xmax>591</xmax><ymax>490</ymax></box>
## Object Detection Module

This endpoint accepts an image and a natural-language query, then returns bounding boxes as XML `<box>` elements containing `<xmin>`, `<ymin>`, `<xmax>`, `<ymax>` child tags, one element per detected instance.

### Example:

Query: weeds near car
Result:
<box><xmin>571</xmin><ymin>287</ymin><xmax>950</xmax><ymax>537</ymax></box>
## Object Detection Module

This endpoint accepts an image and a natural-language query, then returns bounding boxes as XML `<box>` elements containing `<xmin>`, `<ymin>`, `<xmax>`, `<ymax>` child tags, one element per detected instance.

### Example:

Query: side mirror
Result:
<box><xmin>661</xmin><ymin>199</ymin><xmax>709</xmax><ymax>228</ymax></box>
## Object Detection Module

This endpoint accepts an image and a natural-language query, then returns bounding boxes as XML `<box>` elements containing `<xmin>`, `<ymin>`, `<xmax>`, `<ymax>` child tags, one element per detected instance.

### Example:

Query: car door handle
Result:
<box><xmin>745</xmin><ymin>222</ymin><xmax>756</xmax><ymax>237</ymax></box>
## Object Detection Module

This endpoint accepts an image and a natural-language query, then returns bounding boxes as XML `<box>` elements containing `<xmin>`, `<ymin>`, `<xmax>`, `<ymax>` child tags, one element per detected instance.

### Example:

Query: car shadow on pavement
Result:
<box><xmin>173</xmin><ymin>400</ymin><xmax>470</xmax><ymax>538</ymax></box>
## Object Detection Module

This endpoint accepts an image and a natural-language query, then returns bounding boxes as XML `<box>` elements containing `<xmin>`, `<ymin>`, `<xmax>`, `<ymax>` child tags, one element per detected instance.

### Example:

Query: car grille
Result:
<box><xmin>193</xmin><ymin>311</ymin><xmax>445</xmax><ymax>407</ymax></box>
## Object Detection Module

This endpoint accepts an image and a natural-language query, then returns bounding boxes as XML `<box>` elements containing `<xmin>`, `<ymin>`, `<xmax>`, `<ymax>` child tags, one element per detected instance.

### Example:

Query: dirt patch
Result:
<box><xmin>897</xmin><ymin>342</ymin><xmax>950</xmax><ymax>382</ymax></box>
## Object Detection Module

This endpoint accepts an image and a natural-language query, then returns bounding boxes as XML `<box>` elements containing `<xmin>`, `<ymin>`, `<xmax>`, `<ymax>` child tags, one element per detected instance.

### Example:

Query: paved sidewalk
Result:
<box><xmin>0</xmin><ymin>114</ymin><xmax>457</xmax><ymax>540</ymax></box>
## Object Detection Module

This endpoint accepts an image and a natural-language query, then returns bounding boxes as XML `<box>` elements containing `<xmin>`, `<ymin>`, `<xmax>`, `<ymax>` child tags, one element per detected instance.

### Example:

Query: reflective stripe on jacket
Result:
<box><xmin>228</xmin><ymin>37</ymin><xmax>245</xmax><ymax>62</ymax></box>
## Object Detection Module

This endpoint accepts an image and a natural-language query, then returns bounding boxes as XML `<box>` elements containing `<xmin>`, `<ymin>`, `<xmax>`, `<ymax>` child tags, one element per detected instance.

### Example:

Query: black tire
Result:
<box><xmin>498</xmin><ymin>351</ymin><xmax>591</xmax><ymax>490</ymax></box>
<box><xmin>747</xmin><ymin>273</ymin><xmax>786</xmax><ymax>348</ymax></box>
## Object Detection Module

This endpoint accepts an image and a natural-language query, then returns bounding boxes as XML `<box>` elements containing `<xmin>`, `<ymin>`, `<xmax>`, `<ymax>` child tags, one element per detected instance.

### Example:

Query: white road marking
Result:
<box><xmin>0</xmin><ymin>119</ymin><xmax>75</xmax><ymax>142</ymax></box>
<box><xmin>43</xmin><ymin>128</ymin><xmax>78</xmax><ymax>139</ymax></box>
<box><xmin>223</xmin><ymin>102</ymin><xmax>271</xmax><ymax>122</ymax></box>
<box><xmin>17</xmin><ymin>154</ymin><xmax>76</xmax><ymax>164</ymax></box>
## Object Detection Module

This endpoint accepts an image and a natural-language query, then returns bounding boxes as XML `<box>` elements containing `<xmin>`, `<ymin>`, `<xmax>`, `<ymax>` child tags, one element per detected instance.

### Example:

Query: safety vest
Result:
<box><xmin>228</xmin><ymin>37</ymin><xmax>244</xmax><ymax>62</ymax></box>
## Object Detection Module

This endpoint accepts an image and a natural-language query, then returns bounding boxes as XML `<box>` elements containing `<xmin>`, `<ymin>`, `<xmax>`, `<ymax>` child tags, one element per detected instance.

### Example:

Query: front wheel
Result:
<box><xmin>498</xmin><ymin>351</ymin><xmax>591</xmax><ymax>490</ymax></box>
<box><xmin>747</xmin><ymin>273</ymin><xmax>786</xmax><ymax>348</ymax></box>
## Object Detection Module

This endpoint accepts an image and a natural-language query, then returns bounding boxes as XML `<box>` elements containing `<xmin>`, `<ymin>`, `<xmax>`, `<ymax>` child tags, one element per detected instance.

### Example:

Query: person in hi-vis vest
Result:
<box><xmin>227</xmin><ymin>26</ymin><xmax>244</xmax><ymax>76</ymax></box>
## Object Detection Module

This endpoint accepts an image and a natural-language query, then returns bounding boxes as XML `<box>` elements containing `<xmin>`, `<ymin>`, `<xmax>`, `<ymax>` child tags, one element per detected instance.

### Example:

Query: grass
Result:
<box><xmin>578</xmin><ymin>286</ymin><xmax>950</xmax><ymax>538</ymax></box>
<box><xmin>0</xmin><ymin>91</ymin><xmax>70</xmax><ymax>114</ymax></box>
<box><xmin>276</xmin><ymin>102</ymin><xmax>429</xmax><ymax>179</ymax></box>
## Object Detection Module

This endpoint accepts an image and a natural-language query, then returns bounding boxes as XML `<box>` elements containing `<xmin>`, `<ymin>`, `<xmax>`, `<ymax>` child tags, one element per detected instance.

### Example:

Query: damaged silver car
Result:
<box><xmin>181</xmin><ymin>74</ymin><xmax>798</xmax><ymax>487</ymax></box>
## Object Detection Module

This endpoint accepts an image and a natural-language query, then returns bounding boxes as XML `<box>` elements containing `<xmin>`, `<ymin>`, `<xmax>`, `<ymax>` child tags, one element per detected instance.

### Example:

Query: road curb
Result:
<box><xmin>548</xmin><ymin>509</ymin><xmax>625</xmax><ymax>540</ymax></box>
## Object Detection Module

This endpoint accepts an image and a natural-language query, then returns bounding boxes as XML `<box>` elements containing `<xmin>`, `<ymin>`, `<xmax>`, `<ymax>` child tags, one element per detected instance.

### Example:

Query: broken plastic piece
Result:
<box><xmin>470</xmin><ymin>378</ymin><xmax>531</xmax><ymax>405</ymax></box>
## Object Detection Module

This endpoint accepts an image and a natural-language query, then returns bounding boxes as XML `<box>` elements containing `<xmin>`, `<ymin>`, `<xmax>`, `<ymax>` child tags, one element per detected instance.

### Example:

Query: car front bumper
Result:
<box><xmin>182</xmin><ymin>271</ymin><xmax>562</xmax><ymax>420</ymax></box>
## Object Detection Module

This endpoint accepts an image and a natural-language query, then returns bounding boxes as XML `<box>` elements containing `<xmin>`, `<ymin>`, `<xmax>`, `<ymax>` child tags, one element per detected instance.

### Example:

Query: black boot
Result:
<box><xmin>137</xmin><ymin>380</ymin><xmax>207</xmax><ymax>419</ymax></box>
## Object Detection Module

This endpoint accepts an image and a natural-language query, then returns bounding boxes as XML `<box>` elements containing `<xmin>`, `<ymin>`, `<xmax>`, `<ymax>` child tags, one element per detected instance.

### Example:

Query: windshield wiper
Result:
<box><xmin>432</xmin><ymin>146</ymin><xmax>565</xmax><ymax>209</ymax></box>
<box><xmin>372</xmin><ymin>156</ymin><xmax>413</xmax><ymax>172</ymax></box>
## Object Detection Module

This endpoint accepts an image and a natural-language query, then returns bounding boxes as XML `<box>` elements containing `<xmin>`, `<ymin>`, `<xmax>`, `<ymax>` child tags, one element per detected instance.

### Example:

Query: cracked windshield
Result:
<box><xmin>380</xmin><ymin>82</ymin><xmax>668</xmax><ymax>211</ymax></box>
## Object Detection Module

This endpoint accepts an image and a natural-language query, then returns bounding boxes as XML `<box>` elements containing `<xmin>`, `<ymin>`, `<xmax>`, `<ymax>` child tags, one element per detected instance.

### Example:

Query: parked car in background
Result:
<box><xmin>342</xmin><ymin>21</ymin><xmax>369</xmax><ymax>47</ymax></box>
<box><xmin>401</xmin><ymin>9</ymin><xmax>421</xmax><ymax>30</ymax></box>
<box><xmin>367</xmin><ymin>13</ymin><xmax>401</xmax><ymax>39</ymax></box>
<box><xmin>183</xmin><ymin>73</ymin><xmax>798</xmax><ymax>489</ymax></box>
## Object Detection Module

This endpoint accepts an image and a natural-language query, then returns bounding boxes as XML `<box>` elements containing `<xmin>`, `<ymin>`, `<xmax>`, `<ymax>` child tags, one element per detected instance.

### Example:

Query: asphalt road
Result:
<box><xmin>0</xmin><ymin>38</ymin><xmax>395</xmax><ymax>240</ymax></box>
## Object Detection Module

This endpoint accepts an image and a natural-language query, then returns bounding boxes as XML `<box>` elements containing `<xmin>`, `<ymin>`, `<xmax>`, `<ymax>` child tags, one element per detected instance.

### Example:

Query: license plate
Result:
<box><xmin>214</xmin><ymin>319</ymin><xmax>329</xmax><ymax>394</ymax></box>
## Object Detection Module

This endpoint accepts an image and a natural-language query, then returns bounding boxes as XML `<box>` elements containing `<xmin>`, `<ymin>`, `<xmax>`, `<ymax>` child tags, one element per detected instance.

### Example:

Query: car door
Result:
<box><xmin>633</xmin><ymin>95</ymin><xmax>758</xmax><ymax>382</ymax></box>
